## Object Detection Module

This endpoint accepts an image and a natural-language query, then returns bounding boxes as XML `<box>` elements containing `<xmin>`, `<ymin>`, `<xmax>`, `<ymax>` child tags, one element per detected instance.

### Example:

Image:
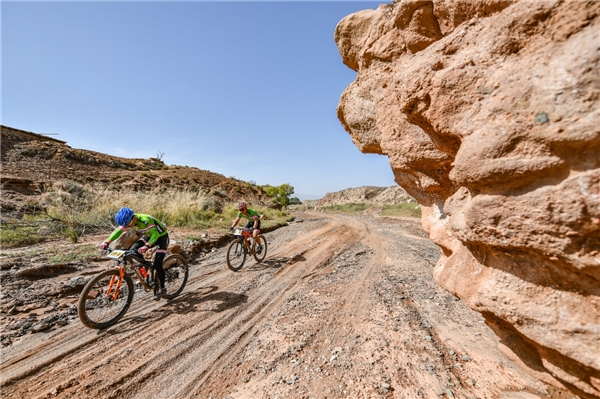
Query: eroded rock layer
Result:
<box><xmin>335</xmin><ymin>0</ymin><xmax>600</xmax><ymax>397</ymax></box>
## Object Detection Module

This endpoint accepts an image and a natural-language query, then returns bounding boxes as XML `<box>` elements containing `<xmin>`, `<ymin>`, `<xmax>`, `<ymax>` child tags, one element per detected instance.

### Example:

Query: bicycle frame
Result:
<box><xmin>106</xmin><ymin>249</ymin><xmax>155</xmax><ymax>294</ymax></box>
<box><xmin>234</xmin><ymin>228</ymin><xmax>256</xmax><ymax>254</ymax></box>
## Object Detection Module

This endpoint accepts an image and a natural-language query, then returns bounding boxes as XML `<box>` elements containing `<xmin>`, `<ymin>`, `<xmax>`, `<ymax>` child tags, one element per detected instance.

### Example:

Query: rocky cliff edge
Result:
<box><xmin>335</xmin><ymin>1</ymin><xmax>599</xmax><ymax>397</ymax></box>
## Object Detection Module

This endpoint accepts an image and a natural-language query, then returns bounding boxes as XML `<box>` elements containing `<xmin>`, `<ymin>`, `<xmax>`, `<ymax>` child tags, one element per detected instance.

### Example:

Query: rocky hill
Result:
<box><xmin>301</xmin><ymin>185</ymin><xmax>414</xmax><ymax>208</ymax></box>
<box><xmin>1</xmin><ymin>125</ymin><xmax>280</xmax><ymax>219</ymax></box>
<box><xmin>335</xmin><ymin>1</ymin><xmax>599</xmax><ymax>397</ymax></box>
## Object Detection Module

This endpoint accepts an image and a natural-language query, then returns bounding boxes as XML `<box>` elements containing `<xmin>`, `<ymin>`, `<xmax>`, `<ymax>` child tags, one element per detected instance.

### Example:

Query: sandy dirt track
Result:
<box><xmin>1</xmin><ymin>211</ymin><xmax>571</xmax><ymax>399</ymax></box>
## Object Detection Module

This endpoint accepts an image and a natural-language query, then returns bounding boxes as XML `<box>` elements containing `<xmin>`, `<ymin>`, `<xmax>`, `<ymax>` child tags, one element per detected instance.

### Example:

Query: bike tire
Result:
<box><xmin>162</xmin><ymin>254</ymin><xmax>189</xmax><ymax>299</ymax></box>
<box><xmin>252</xmin><ymin>235</ymin><xmax>268</xmax><ymax>263</ymax></box>
<box><xmin>78</xmin><ymin>269</ymin><xmax>134</xmax><ymax>329</ymax></box>
<box><xmin>226</xmin><ymin>239</ymin><xmax>246</xmax><ymax>272</ymax></box>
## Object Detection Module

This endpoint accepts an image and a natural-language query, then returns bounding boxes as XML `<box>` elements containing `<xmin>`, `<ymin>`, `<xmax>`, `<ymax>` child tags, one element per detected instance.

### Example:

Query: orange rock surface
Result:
<box><xmin>335</xmin><ymin>1</ymin><xmax>600</xmax><ymax>397</ymax></box>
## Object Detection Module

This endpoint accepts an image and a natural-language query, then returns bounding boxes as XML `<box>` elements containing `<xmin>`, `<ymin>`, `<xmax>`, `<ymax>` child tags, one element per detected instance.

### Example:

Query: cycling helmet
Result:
<box><xmin>238</xmin><ymin>202</ymin><xmax>247</xmax><ymax>211</ymax></box>
<box><xmin>115</xmin><ymin>207</ymin><xmax>135</xmax><ymax>226</ymax></box>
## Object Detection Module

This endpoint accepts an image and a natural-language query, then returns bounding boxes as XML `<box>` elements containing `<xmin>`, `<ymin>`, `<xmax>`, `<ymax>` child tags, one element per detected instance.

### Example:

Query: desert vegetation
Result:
<box><xmin>314</xmin><ymin>201</ymin><xmax>421</xmax><ymax>217</ymax></box>
<box><xmin>1</xmin><ymin>180</ymin><xmax>292</xmax><ymax>248</ymax></box>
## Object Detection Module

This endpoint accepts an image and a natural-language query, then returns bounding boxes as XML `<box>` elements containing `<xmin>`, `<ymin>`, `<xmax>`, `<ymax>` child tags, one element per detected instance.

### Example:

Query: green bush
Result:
<box><xmin>321</xmin><ymin>202</ymin><xmax>369</xmax><ymax>213</ymax></box>
<box><xmin>0</xmin><ymin>221</ymin><xmax>47</xmax><ymax>247</ymax></box>
<box><xmin>380</xmin><ymin>203</ymin><xmax>421</xmax><ymax>218</ymax></box>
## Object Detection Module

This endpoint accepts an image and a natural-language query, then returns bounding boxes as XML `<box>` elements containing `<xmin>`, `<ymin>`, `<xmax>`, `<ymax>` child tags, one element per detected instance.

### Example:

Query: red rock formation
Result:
<box><xmin>335</xmin><ymin>0</ymin><xmax>600</xmax><ymax>397</ymax></box>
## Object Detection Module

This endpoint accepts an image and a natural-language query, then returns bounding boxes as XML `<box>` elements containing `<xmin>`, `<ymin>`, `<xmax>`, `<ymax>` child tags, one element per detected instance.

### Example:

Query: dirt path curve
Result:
<box><xmin>1</xmin><ymin>211</ymin><xmax>564</xmax><ymax>399</ymax></box>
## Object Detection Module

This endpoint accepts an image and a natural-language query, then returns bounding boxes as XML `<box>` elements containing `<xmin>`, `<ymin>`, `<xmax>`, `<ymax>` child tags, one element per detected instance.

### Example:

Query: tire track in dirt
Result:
<box><xmin>0</xmin><ymin>215</ymin><xmax>360</xmax><ymax>399</ymax></box>
<box><xmin>172</xmin><ymin>219</ymin><xmax>363</xmax><ymax>398</ymax></box>
<box><xmin>0</xmin><ymin>212</ymin><xmax>567</xmax><ymax>399</ymax></box>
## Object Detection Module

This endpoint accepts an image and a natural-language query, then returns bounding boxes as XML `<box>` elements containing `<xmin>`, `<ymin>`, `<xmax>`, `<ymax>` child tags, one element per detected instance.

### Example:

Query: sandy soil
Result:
<box><xmin>0</xmin><ymin>211</ymin><xmax>571</xmax><ymax>399</ymax></box>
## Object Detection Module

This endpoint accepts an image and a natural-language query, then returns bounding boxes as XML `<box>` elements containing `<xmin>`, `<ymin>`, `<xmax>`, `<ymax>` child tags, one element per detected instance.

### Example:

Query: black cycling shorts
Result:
<box><xmin>245</xmin><ymin>221</ymin><xmax>261</xmax><ymax>231</ymax></box>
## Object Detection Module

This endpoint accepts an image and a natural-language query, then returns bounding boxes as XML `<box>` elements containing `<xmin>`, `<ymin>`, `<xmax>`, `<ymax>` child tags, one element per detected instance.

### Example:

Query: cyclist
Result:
<box><xmin>99</xmin><ymin>207</ymin><xmax>170</xmax><ymax>300</ymax></box>
<box><xmin>229</xmin><ymin>202</ymin><xmax>263</xmax><ymax>253</ymax></box>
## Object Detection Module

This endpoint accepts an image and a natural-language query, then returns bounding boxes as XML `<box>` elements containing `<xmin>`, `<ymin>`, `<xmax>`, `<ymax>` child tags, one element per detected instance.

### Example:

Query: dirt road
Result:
<box><xmin>1</xmin><ymin>211</ymin><xmax>567</xmax><ymax>399</ymax></box>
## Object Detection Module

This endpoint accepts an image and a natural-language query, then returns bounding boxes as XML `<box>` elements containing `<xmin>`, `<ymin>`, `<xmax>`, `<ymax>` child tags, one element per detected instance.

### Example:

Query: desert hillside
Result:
<box><xmin>301</xmin><ymin>186</ymin><xmax>415</xmax><ymax>209</ymax></box>
<box><xmin>335</xmin><ymin>0</ymin><xmax>599</xmax><ymax>397</ymax></box>
<box><xmin>1</xmin><ymin>125</ymin><xmax>280</xmax><ymax>219</ymax></box>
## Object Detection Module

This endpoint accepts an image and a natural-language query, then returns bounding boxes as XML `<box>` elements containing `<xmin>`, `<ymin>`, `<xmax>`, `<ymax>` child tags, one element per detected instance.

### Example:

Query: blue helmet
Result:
<box><xmin>115</xmin><ymin>207</ymin><xmax>134</xmax><ymax>226</ymax></box>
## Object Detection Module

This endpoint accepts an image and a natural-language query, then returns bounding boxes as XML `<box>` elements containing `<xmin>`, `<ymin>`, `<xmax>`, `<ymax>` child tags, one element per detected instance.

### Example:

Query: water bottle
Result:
<box><xmin>139</xmin><ymin>266</ymin><xmax>148</xmax><ymax>278</ymax></box>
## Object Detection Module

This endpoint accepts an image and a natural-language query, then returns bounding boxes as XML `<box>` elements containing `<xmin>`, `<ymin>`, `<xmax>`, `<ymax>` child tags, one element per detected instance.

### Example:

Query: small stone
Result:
<box><xmin>466</xmin><ymin>379</ymin><xmax>475</xmax><ymax>386</ymax></box>
<box><xmin>424</xmin><ymin>336</ymin><xmax>432</xmax><ymax>341</ymax></box>
<box><xmin>462</xmin><ymin>355</ymin><xmax>471</xmax><ymax>362</ymax></box>
<box><xmin>286</xmin><ymin>375</ymin><xmax>297</xmax><ymax>385</ymax></box>
<box><xmin>380</xmin><ymin>383</ymin><xmax>391</xmax><ymax>393</ymax></box>
<box><xmin>33</xmin><ymin>323</ymin><xmax>49</xmax><ymax>332</ymax></box>
<box><xmin>476</xmin><ymin>86</ymin><xmax>494</xmax><ymax>95</ymax></box>
<box><xmin>534</xmin><ymin>112</ymin><xmax>550</xmax><ymax>124</ymax></box>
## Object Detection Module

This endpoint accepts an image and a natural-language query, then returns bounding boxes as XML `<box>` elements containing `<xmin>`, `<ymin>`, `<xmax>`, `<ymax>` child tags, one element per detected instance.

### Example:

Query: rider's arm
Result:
<box><xmin>106</xmin><ymin>226</ymin><xmax>125</xmax><ymax>244</ymax></box>
<box><xmin>253</xmin><ymin>215</ymin><xmax>259</xmax><ymax>229</ymax></box>
<box><xmin>231</xmin><ymin>216</ymin><xmax>240</xmax><ymax>228</ymax></box>
<box><xmin>145</xmin><ymin>229</ymin><xmax>159</xmax><ymax>247</ymax></box>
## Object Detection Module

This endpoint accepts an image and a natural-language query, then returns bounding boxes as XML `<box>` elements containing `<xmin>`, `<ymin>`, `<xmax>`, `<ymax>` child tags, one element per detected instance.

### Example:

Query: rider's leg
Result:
<box><xmin>152</xmin><ymin>235</ymin><xmax>170</xmax><ymax>295</ymax></box>
<box><xmin>253</xmin><ymin>220</ymin><xmax>262</xmax><ymax>245</ymax></box>
<box><xmin>130</xmin><ymin>239</ymin><xmax>144</xmax><ymax>252</ymax></box>
<box><xmin>253</xmin><ymin>229</ymin><xmax>261</xmax><ymax>245</ymax></box>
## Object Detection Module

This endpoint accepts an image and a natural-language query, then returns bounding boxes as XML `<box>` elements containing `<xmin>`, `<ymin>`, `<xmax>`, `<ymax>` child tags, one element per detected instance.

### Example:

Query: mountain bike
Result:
<box><xmin>226</xmin><ymin>227</ymin><xmax>267</xmax><ymax>272</ymax></box>
<box><xmin>78</xmin><ymin>248</ymin><xmax>189</xmax><ymax>329</ymax></box>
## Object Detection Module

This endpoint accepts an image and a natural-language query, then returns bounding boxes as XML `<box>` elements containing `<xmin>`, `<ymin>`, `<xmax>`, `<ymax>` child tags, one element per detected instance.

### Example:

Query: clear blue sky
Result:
<box><xmin>2</xmin><ymin>0</ymin><xmax>395</xmax><ymax>200</ymax></box>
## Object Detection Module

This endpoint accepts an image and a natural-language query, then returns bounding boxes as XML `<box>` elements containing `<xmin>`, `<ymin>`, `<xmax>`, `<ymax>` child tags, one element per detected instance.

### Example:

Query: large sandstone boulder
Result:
<box><xmin>335</xmin><ymin>0</ymin><xmax>599</xmax><ymax>397</ymax></box>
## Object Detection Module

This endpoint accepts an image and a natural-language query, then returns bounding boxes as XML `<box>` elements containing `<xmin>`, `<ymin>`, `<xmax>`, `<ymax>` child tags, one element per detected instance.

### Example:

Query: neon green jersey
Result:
<box><xmin>237</xmin><ymin>208</ymin><xmax>260</xmax><ymax>220</ymax></box>
<box><xmin>108</xmin><ymin>214</ymin><xmax>167</xmax><ymax>246</ymax></box>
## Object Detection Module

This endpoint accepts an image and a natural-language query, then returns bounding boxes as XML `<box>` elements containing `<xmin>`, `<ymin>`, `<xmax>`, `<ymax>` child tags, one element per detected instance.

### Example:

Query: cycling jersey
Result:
<box><xmin>108</xmin><ymin>214</ymin><xmax>168</xmax><ymax>247</ymax></box>
<box><xmin>237</xmin><ymin>208</ymin><xmax>260</xmax><ymax>220</ymax></box>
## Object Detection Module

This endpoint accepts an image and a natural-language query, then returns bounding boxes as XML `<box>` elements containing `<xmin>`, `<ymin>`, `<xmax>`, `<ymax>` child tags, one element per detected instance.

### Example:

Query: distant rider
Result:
<box><xmin>229</xmin><ymin>202</ymin><xmax>263</xmax><ymax>253</ymax></box>
<box><xmin>99</xmin><ymin>207</ymin><xmax>170</xmax><ymax>300</ymax></box>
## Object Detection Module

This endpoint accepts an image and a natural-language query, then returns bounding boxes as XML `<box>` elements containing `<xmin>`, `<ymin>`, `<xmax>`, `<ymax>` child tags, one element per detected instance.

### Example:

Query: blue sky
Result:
<box><xmin>2</xmin><ymin>0</ymin><xmax>395</xmax><ymax>200</ymax></box>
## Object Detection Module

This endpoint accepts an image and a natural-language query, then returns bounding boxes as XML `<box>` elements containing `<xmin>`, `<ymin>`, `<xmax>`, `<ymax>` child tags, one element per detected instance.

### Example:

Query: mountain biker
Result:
<box><xmin>99</xmin><ymin>207</ymin><xmax>170</xmax><ymax>300</ymax></box>
<box><xmin>229</xmin><ymin>202</ymin><xmax>263</xmax><ymax>253</ymax></box>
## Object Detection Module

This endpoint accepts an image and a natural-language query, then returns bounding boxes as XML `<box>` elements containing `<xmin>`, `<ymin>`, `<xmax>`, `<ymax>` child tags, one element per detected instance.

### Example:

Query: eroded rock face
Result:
<box><xmin>305</xmin><ymin>185</ymin><xmax>414</xmax><ymax>208</ymax></box>
<box><xmin>335</xmin><ymin>0</ymin><xmax>600</xmax><ymax>397</ymax></box>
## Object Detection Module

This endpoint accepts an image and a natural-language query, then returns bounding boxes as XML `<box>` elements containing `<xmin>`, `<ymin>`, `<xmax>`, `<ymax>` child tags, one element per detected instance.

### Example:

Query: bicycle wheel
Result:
<box><xmin>226</xmin><ymin>239</ymin><xmax>246</xmax><ymax>272</ymax></box>
<box><xmin>162</xmin><ymin>254</ymin><xmax>189</xmax><ymax>299</ymax></box>
<box><xmin>78</xmin><ymin>269</ymin><xmax>134</xmax><ymax>329</ymax></box>
<box><xmin>252</xmin><ymin>235</ymin><xmax>268</xmax><ymax>263</ymax></box>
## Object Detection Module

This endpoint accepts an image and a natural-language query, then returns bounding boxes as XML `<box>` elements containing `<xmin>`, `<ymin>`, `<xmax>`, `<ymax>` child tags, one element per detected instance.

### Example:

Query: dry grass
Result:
<box><xmin>1</xmin><ymin>180</ymin><xmax>291</xmax><ymax>248</ymax></box>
